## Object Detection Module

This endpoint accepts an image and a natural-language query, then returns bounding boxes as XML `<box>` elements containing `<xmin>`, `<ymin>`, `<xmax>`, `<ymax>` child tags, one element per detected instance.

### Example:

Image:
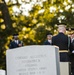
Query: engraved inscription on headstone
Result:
<box><xmin>6</xmin><ymin>45</ymin><xmax>60</xmax><ymax>75</ymax></box>
<box><xmin>16</xmin><ymin>54</ymin><xmax>47</xmax><ymax>75</ymax></box>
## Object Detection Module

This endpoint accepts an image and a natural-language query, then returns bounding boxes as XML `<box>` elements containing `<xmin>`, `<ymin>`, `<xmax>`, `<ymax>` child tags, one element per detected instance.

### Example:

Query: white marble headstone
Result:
<box><xmin>6</xmin><ymin>45</ymin><xmax>60</xmax><ymax>75</ymax></box>
<box><xmin>0</xmin><ymin>70</ymin><xmax>5</xmax><ymax>75</ymax></box>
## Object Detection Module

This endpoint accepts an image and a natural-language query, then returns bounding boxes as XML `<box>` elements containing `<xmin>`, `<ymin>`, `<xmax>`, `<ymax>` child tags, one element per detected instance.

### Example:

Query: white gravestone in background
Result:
<box><xmin>6</xmin><ymin>45</ymin><xmax>60</xmax><ymax>75</ymax></box>
<box><xmin>0</xmin><ymin>70</ymin><xmax>5</xmax><ymax>75</ymax></box>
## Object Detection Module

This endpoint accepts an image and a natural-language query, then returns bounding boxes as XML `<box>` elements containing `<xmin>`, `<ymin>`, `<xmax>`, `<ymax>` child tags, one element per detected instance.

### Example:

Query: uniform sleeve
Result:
<box><xmin>9</xmin><ymin>42</ymin><xmax>13</xmax><ymax>49</ymax></box>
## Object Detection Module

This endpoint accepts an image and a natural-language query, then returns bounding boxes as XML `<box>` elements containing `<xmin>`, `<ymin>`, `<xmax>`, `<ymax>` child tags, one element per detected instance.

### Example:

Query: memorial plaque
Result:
<box><xmin>6</xmin><ymin>45</ymin><xmax>60</xmax><ymax>75</ymax></box>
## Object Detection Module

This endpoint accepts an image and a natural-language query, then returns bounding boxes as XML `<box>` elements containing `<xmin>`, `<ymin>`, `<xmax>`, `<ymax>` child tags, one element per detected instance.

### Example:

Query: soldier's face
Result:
<box><xmin>47</xmin><ymin>35</ymin><xmax>52</xmax><ymax>40</ymax></box>
<box><xmin>14</xmin><ymin>36</ymin><xmax>18</xmax><ymax>40</ymax></box>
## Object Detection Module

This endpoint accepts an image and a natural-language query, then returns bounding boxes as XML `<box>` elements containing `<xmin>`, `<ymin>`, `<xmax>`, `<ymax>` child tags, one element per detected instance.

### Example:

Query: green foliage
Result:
<box><xmin>0</xmin><ymin>0</ymin><xmax>74</xmax><ymax>70</ymax></box>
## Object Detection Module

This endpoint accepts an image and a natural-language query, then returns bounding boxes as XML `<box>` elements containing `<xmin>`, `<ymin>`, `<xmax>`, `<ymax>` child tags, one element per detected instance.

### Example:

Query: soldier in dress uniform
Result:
<box><xmin>9</xmin><ymin>34</ymin><xmax>23</xmax><ymax>49</ymax></box>
<box><xmin>70</xmin><ymin>32</ymin><xmax>74</xmax><ymax>75</ymax></box>
<box><xmin>43</xmin><ymin>33</ymin><xmax>52</xmax><ymax>45</ymax></box>
<box><xmin>52</xmin><ymin>24</ymin><xmax>72</xmax><ymax>62</ymax></box>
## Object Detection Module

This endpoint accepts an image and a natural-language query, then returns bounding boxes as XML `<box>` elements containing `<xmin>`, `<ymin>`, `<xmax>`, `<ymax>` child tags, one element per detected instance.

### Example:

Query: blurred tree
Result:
<box><xmin>0</xmin><ymin>0</ymin><xmax>12</xmax><ymax>69</ymax></box>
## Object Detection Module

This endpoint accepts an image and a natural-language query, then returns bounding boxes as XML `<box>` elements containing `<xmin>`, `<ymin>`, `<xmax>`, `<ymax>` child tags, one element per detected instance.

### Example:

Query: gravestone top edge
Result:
<box><xmin>7</xmin><ymin>45</ymin><xmax>59</xmax><ymax>51</ymax></box>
